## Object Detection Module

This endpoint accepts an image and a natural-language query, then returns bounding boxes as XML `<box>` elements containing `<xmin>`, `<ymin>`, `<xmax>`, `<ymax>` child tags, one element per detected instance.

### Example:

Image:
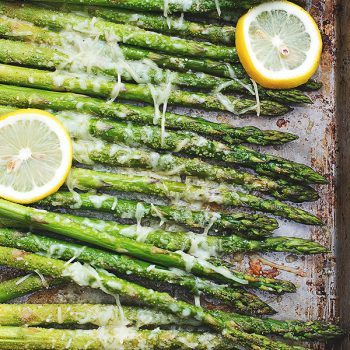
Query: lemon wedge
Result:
<box><xmin>236</xmin><ymin>1</ymin><xmax>322</xmax><ymax>89</ymax></box>
<box><xmin>0</xmin><ymin>109</ymin><xmax>72</xmax><ymax>204</ymax></box>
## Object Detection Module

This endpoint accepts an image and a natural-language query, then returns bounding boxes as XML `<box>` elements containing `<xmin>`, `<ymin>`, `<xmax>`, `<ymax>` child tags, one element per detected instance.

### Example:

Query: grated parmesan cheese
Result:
<box><xmin>251</xmin><ymin>79</ymin><xmax>261</xmax><ymax>117</ymax></box>
<box><xmin>15</xmin><ymin>273</ymin><xmax>33</xmax><ymax>285</ymax></box>
<box><xmin>148</xmin><ymin>70</ymin><xmax>176</xmax><ymax>146</ymax></box>
<box><xmin>33</xmin><ymin>269</ymin><xmax>48</xmax><ymax>288</ymax></box>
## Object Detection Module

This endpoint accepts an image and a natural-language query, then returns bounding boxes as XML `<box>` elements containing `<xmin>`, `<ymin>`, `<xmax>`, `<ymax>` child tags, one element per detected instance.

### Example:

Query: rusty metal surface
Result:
<box><xmin>0</xmin><ymin>0</ymin><xmax>348</xmax><ymax>349</ymax></box>
<box><xmin>335</xmin><ymin>0</ymin><xmax>350</xmax><ymax>349</ymax></box>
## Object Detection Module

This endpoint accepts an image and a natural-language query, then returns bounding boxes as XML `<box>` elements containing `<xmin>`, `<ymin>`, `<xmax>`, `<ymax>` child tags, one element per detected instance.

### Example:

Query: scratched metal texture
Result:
<box><xmin>0</xmin><ymin>1</ymin><xmax>347</xmax><ymax>349</ymax></box>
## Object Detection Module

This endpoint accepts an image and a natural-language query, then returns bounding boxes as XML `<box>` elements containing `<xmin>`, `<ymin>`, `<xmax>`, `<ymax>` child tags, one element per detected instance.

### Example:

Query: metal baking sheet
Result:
<box><xmin>0</xmin><ymin>0</ymin><xmax>348</xmax><ymax>349</ymax></box>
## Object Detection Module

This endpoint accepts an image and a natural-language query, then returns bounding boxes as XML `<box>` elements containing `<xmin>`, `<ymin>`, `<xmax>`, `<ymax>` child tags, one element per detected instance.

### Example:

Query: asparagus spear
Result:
<box><xmin>0</xmin><ymin>14</ymin><xmax>322</xmax><ymax>91</ymax></box>
<box><xmin>0</xmin><ymin>38</ymin><xmax>310</xmax><ymax>105</ymax></box>
<box><xmin>0</xmin><ymin>84</ymin><xmax>297</xmax><ymax>147</ymax></box>
<box><xmin>38</xmin><ymin>191</ymin><xmax>278</xmax><ymax>239</ymax></box>
<box><xmin>69</xmin><ymin>138</ymin><xmax>313</xmax><ymax>203</ymax></box>
<box><xmin>0</xmin><ymin>304</ymin><xmax>343</xmax><ymax>341</ymax></box>
<box><xmin>0</xmin><ymin>275</ymin><xmax>63</xmax><ymax>302</ymax></box>
<box><xmin>0</xmin><ymin>326</ymin><xmax>233</xmax><ymax>350</ymax></box>
<box><xmin>0</xmin><ymin>2</ymin><xmax>239</xmax><ymax>62</ymax></box>
<box><xmin>71</xmin><ymin>135</ymin><xmax>311</xmax><ymax>202</ymax></box>
<box><xmin>2</xmin><ymin>209</ymin><xmax>326</xmax><ymax>255</ymax></box>
<box><xmin>1</xmin><ymin>0</ymin><xmax>265</xmax><ymax>15</ymax></box>
<box><xmin>0</xmin><ymin>226</ymin><xmax>277</xmax><ymax>309</ymax></box>
<box><xmin>63</xmin><ymin>5</ymin><xmax>236</xmax><ymax>44</ymax></box>
<box><xmin>65</xmin><ymin>167</ymin><xmax>321</xmax><ymax>225</ymax></box>
<box><xmin>0</xmin><ymin>201</ymin><xmax>297</xmax><ymax>292</ymax></box>
<box><xmin>59</xmin><ymin>113</ymin><xmax>322</xmax><ymax>190</ymax></box>
<box><xmin>0</xmin><ymin>246</ymin><xmax>307</xmax><ymax>350</ymax></box>
<box><xmin>0</xmin><ymin>63</ymin><xmax>289</xmax><ymax>116</ymax></box>
<box><xmin>211</xmin><ymin>310</ymin><xmax>344</xmax><ymax>341</ymax></box>
<box><xmin>0</xmin><ymin>303</ymin><xmax>202</xmax><ymax>327</ymax></box>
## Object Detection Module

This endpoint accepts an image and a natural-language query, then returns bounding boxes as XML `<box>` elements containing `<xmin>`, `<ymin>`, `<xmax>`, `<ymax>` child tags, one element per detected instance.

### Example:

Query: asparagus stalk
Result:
<box><xmin>211</xmin><ymin>309</ymin><xmax>344</xmax><ymax>341</ymax></box>
<box><xmin>0</xmin><ymin>246</ymin><xmax>307</xmax><ymax>350</ymax></box>
<box><xmin>0</xmin><ymin>38</ymin><xmax>310</xmax><ymax>105</ymax></box>
<box><xmin>65</xmin><ymin>167</ymin><xmax>322</xmax><ymax>225</ymax></box>
<box><xmin>0</xmin><ymin>304</ymin><xmax>343</xmax><ymax>341</ymax></box>
<box><xmin>2</xmin><ymin>209</ymin><xmax>326</xmax><ymax>255</ymax></box>
<box><xmin>0</xmin><ymin>226</ymin><xmax>277</xmax><ymax>310</ymax></box>
<box><xmin>0</xmin><ymin>275</ymin><xmax>63</xmax><ymax>302</ymax></box>
<box><xmin>61</xmin><ymin>117</ymin><xmax>321</xmax><ymax>195</ymax></box>
<box><xmin>72</xmin><ymin>135</ymin><xmax>312</xmax><ymax>202</ymax></box>
<box><xmin>0</xmin><ymin>15</ymin><xmax>322</xmax><ymax>91</ymax></box>
<box><xmin>0</xmin><ymin>201</ymin><xmax>296</xmax><ymax>293</ymax></box>
<box><xmin>0</xmin><ymin>326</ymin><xmax>233</xmax><ymax>350</ymax></box>
<box><xmin>0</xmin><ymin>63</ymin><xmax>289</xmax><ymax>116</ymax></box>
<box><xmin>65</xmin><ymin>115</ymin><xmax>323</xmax><ymax>186</ymax></box>
<box><xmin>12</xmin><ymin>0</ymin><xmax>266</xmax><ymax>13</ymax></box>
<box><xmin>105</xmin><ymin>9</ymin><xmax>234</xmax><ymax>43</ymax></box>
<box><xmin>0</xmin><ymin>2</ymin><xmax>239</xmax><ymax>62</ymax></box>
<box><xmin>0</xmin><ymin>303</ymin><xmax>202</xmax><ymax>327</ymax></box>
<box><xmin>69</xmin><ymin>138</ymin><xmax>313</xmax><ymax>203</ymax></box>
<box><xmin>0</xmin><ymin>84</ymin><xmax>296</xmax><ymax>147</ymax></box>
<box><xmin>38</xmin><ymin>191</ymin><xmax>278</xmax><ymax>239</ymax></box>
<box><xmin>63</xmin><ymin>5</ymin><xmax>236</xmax><ymax>44</ymax></box>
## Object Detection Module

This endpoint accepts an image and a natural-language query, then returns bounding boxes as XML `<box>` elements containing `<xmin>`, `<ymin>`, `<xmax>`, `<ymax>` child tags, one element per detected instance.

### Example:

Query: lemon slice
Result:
<box><xmin>236</xmin><ymin>1</ymin><xmax>322</xmax><ymax>89</ymax></box>
<box><xmin>0</xmin><ymin>109</ymin><xmax>72</xmax><ymax>204</ymax></box>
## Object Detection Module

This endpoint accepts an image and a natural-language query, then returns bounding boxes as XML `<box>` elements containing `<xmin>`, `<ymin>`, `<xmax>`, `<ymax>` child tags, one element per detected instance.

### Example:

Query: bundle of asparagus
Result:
<box><xmin>0</xmin><ymin>2</ymin><xmax>317</xmax><ymax>112</ymax></box>
<box><xmin>0</xmin><ymin>246</ymin><xmax>339</xmax><ymax>350</ymax></box>
<box><xmin>0</xmin><ymin>304</ymin><xmax>344</xmax><ymax>341</ymax></box>
<box><xmin>0</xmin><ymin>1</ymin><xmax>339</xmax><ymax>349</ymax></box>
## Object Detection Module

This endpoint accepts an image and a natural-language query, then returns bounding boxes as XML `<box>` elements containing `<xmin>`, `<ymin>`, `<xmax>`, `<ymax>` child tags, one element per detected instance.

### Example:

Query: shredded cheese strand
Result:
<box><xmin>33</xmin><ymin>269</ymin><xmax>49</xmax><ymax>288</ymax></box>
<box><xmin>15</xmin><ymin>273</ymin><xmax>33</xmax><ymax>285</ymax></box>
<box><xmin>251</xmin><ymin>79</ymin><xmax>261</xmax><ymax>117</ymax></box>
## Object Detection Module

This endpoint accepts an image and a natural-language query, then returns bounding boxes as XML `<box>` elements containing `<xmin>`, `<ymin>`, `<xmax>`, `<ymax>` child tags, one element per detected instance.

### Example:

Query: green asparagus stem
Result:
<box><xmin>0</xmin><ymin>2</ymin><xmax>239</xmax><ymax>61</ymax></box>
<box><xmin>0</xmin><ymin>84</ymin><xmax>297</xmax><ymax>147</ymax></box>
<box><xmin>63</xmin><ymin>123</ymin><xmax>318</xmax><ymax>202</ymax></box>
<box><xmin>70</xmin><ymin>138</ymin><xmax>317</xmax><ymax>203</ymax></box>
<box><xmin>62</xmin><ymin>5</ymin><xmax>236</xmax><ymax>44</ymax></box>
<box><xmin>0</xmin><ymin>275</ymin><xmax>63</xmax><ymax>302</ymax></box>
<box><xmin>2</xmin><ymin>209</ymin><xmax>326</xmax><ymax>255</ymax></box>
<box><xmin>0</xmin><ymin>303</ymin><xmax>202</xmax><ymax>327</ymax></box>
<box><xmin>0</xmin><ymin>326</ymin><xmax>233</xmax><ymax>350</ymax></box>
<box><xmin>211</xmin><ymin>309</ymin><xmax>344</xmax><ymax>341</ymax></box>
<box><xmin>65</xmin><ymin>116</ymin><xmax>324</xmax><ymax>186</ymax></box>
<box><xmin>66</xmin><ymin>167</ymin><xmax>322</xmax><ymax>225</ymax></box>
<box><xmin>0</xmin><ymin>246</ymin><xmax>307</xmax><ymax>350</ymax></box>
<box><xmin>12</xmin><ymin>0</ymin><xmax>266</xmax><ymax>12</ymax></box>
<box><xmin>0</xmin><ymin>200</ymin><xmax>297</xmax><ymax>292</ymax></box>
<box><xmin>32</xmin><ymin>126</ymin><xmax>312</xmax><ymax>202</ymax></box>
<box><xmin>53</xmin><ymin>108</ymin><xmax>326</xmax><ymax>184</ymax></box>
<box><xmin>0</xmin><ymin>38</ymin><xmax>311</xmax><ymax>104</ymax></box>
<box><xmin>0</xmin><ymin>14</ymin><xmax>322</xmax><ymax>91</ymax></box>
<box><xmin>38</xmin><ymin>191</ymin><xmax>278</xmax><ymax>239</ymax></box>
<box><xmin>0</xmin><ymin>226</ymin><xmax>276</xmax><ymax>311</ymax></box>
<box><xmin>0</xmin><ymin>63</ymin><xmax>289</xmax><ymax>116</ymax></box>
<box><xmin>0</xmin><ymin>304</ymin><xmax>343</xmax><ymax>341</ymax></box>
